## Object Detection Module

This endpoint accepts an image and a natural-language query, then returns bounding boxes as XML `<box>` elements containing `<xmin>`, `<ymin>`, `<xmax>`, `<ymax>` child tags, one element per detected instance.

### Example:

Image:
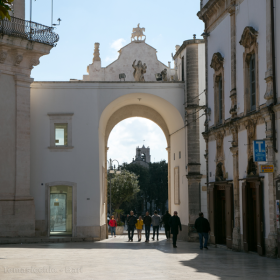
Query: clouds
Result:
<box><xmin>107</xmin><ymin>117</ymin><xmax>168</xmax><ymax>165</ymax></box>
<box><xmin>105</xmin><ymin>38</ymin><xmax>126</xmax><ymax>64</ymax></box>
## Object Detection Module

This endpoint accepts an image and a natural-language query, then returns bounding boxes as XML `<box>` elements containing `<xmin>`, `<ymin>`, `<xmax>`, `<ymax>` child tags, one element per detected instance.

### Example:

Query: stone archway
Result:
<box><xmin>104</xmin><ymin>104</ymin><xmax>171</xmax><ymax>238</ymax></box>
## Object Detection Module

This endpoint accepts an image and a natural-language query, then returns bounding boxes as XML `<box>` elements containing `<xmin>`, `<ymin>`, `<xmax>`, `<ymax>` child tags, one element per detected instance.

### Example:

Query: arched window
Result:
<box><xmin>210</xmin><ymin>52</ymin><xmax>224</xmax><ymax>125</ymax></box>
<box><xmin>249</xmin><ymin>53</ymin><xmax>256</xmax><ymax>111</ymax></box>
<box><xmin>218</xmin><ymin>76</ymin><xmax>223</xmax><ymax>123</ymax></box>
<box><xmin>239</xmin><ymin>26</ymin><xmax>259</xmax><ymax>114</ymax></box>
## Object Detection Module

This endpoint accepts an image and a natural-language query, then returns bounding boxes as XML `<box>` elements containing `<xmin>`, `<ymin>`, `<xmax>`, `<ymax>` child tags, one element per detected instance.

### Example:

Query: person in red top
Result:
<box><xmin>109</xmin><ymin>215</ymin><xmax>117</xmax><ymax>237</ymax></box>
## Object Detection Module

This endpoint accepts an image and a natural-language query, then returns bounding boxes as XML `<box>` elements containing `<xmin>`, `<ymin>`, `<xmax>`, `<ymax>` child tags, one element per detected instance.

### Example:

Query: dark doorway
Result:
<box><xmin>247</xmin><ymin>184</ymin><xmax>258</xmax><ymax>252</ymax></box>
<box><xmin>242</xmin><ymin>179</ymin><xmax>264</xmax><ymax>255</ymax></box>
<box><xmin>216</xmin><ymin>190</ymin><xmax>226</xmax><ymax>244</ymax></box>
<box><xmin>209</xmin><ymin>183</ymin><xmax>233</xmax><ymax>248</ymax></box>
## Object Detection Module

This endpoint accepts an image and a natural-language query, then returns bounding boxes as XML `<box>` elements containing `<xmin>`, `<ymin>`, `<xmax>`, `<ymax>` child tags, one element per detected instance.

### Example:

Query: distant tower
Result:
<box><xmin>131</xmin><ymin>145</ymin><xmax>151</xmax><ymax>168</ymax></box>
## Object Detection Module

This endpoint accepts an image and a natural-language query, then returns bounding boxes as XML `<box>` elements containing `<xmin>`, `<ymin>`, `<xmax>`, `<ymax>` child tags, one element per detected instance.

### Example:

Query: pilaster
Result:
<box><xmin>230</xmin><ymin>139</ymin><xmax>241</xmax><ymax>251</ymax></box>
<box><xmin>264</xmin><ymin>0</ymin><xmax>274</xmax><ymax>105</ymax></box>
<box><xmin>262</xmin><ymin>109</ymin><xmax>277</xmax><ymax>257</ymax></box>
<box><xmin>229</xmin><ymin>1</ymin><xmax>237</xmax><ymax>117</ymax></box>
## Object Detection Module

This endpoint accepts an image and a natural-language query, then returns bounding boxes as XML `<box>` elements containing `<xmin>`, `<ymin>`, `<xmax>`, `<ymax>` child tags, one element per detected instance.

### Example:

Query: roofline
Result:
<box><xmin>173</xmin><ymin>38</ymin><xmax>205</xmax><ymax>59</ymax></box>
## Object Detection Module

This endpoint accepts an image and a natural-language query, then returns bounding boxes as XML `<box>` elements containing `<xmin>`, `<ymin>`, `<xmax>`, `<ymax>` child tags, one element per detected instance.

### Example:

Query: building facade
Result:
<box><xmin>29</xmin><ymin>28</ymin><xmax>206</xmax><ymax>241</ymax></box>
<box><xmin>0</xmin><ymin>1</ymin><xmax>58</xmax><ymax>237</ymax></box>
<box><xmin>198</xmin><ymin>0</ymin><xmax>280</xmax><ymax>257</ymax></box>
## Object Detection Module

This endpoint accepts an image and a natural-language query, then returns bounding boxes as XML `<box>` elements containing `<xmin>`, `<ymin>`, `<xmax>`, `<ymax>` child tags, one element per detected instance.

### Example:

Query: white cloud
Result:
<box><xmin>111</xmin><ymin>38</ymin><xmax>126</xmax><ymax>51</ymax></box>
<box><xmin>107</xmin><ymin>117</ymin><xmax>168</xmax><ymax>165</ymax></box>
<box><xmin>104</xmin><ymin>38</ymin><xmax>126</xmax><ymax>64</ymax></box>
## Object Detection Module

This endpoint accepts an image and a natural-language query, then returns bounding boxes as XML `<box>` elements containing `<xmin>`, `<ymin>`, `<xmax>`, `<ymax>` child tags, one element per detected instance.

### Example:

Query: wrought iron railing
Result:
<box><xmin>0</xmin><ymin>16</ymin><xmax>59</xmax><ymax>47</ymax></box>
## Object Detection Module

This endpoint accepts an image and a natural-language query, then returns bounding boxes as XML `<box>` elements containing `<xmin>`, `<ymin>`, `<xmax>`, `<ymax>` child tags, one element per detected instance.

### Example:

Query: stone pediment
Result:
<box><xmin>239</xmin><ymin>26</ymin><xmax>258</xmax><ymax>49</ymax></box>
<box><xmin>210</xmin><ymin>52</ymin><xmax>224</xmax><ymax>72</ymax></box>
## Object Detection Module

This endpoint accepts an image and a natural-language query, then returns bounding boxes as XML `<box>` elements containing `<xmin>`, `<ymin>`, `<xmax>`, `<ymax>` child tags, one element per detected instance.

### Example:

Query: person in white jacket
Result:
<box><xmin>151</xmin><ymin>210</ymin><xmax>161</xmax><ymax>241</ymax></box>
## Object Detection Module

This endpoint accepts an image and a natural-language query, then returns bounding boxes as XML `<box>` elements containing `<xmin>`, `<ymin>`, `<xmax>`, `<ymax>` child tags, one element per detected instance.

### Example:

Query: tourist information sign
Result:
<box><xmin>253</xmin><ymin>140</ymin><xmax>266</xmax><ymax>162</ymax></box>
<box><xmin>259</xmin><ymin>164</ymin><xmax>274</xmax><ymax>173</ymax></box>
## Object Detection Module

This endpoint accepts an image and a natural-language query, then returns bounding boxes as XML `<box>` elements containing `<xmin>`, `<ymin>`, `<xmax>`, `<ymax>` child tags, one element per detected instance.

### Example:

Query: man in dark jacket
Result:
<box><xmin>194</xmin><ymin>212</ymin><xmax>211</xmax><ymax>250</ymax></box>
<box><xmin>169</xmin><ymin>211</ymin><xmax>182</xmax><ymax>248</ymax></box>
<box><xmin>162</xmin><ymin>210</ymin><xmax>171</xmax><ymax>239</ymax></box>
<box><xmin>127</xmin><ymin>211</ymin><xmax>137</xmax><ymax>241</ymax></box>
<box><xmin>143</xmin><ymin>211</ymin><xmax>152</xmax><ymax>242</ymax></box>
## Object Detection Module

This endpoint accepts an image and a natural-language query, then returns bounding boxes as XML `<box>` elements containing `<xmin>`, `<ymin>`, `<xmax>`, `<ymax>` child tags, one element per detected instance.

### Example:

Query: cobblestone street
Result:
<box><xmin>0</xmin><ymin>235</ymin><xmax>279</xmax><ymax>280</ymax></box>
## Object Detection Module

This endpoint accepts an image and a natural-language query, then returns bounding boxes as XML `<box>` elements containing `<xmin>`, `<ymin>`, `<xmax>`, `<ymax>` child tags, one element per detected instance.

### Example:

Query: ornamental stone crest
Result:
<box><xmin>131</xmin><ymin>24</ymin><xmax>146</xmax><ymax>42</ymax></box>
<box><xmin>239</xmin><ymin>26</ymin><xmax>258</xmax><ymax>49</ymax></box>
<box><xmin>210</xmin><ymin>52</ymin><xmax>224</xmax><ymax>72</ymax></box>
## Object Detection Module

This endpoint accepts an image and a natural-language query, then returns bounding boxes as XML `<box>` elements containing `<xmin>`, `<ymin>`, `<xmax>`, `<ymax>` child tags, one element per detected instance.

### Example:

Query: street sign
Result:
<box><xmin>253</xmin><ymin>140</ymin><xmax>266</xmax><ymax>162</ymax></box>
<box><xmin>259</xmin><ymin>164</ymin><xmax>274</xmax><ymax>173</ymax></box>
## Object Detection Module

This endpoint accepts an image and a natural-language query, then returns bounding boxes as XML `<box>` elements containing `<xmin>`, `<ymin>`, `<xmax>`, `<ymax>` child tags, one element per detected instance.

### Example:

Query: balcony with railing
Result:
<box><xmin>0</xmin><ymin>16</ymin><xmax>59</xmax><ymax>47</ymax></box>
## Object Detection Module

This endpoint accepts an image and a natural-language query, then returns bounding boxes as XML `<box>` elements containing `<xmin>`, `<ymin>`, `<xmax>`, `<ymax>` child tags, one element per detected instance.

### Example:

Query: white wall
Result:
<box><xmin>236</xmin><ymin>0</ymin><xmax>267</xmax><ymax>114</ymax></box>
<box><xmin>208</xmin><ymin>140</ymin><xmax>216</xmax><ymax>182</ymax></box>
<box><xmin>224</xmin><ymin>135</ymin><xmax>233</xmax><ymax>180</ymax></box>
<box><xmin>31</xmin><ymin>82</ymin><xmax>185</xmax><ymax>236</ymax></box>
<box><xmin>207</xmin><ymin>14</ymin><xmax>231</xmax><ymax>126</ymax></box>
<box><xmin>170</xmin><ymin>129</ymin><xmax>187</xmax><ymax>225</ymax></box>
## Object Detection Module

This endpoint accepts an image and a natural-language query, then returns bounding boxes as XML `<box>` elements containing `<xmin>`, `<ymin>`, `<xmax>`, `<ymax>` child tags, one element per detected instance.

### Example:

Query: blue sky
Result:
<box><xmin>26</xmin><ymin>0</ymin><xmax>204</xmax><ymax>163</ymax></box>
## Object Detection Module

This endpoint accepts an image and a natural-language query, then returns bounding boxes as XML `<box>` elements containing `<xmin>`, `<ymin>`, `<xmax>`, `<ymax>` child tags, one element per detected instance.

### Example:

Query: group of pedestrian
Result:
<box><xmin>109</xmin><ymin>210</ymin><xmax>210</xmax><ymax>250</ymax></box>
<box><xmin>125</xmin><ymin>210</ymin><xmax>182</xmax><ymax>248</ymax></box>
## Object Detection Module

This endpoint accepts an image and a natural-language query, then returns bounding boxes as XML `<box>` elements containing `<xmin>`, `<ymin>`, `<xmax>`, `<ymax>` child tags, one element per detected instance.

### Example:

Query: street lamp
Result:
<box><xmin>107</xmin><ymin>159</ymin><xmax>121</xmax><ymax>217</ymax></box>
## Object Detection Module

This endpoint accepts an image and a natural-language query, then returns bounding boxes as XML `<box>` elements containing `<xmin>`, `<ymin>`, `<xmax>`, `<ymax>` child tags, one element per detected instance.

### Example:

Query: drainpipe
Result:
<box><xmin>271</xmin><ymin>0</ymin><xmax>278</xmax><ymax>153</ymax></box>
<box><xmin>203</xmin><ymin>29</ymin><xmax>209</xmax><ymax>196</ymax></box>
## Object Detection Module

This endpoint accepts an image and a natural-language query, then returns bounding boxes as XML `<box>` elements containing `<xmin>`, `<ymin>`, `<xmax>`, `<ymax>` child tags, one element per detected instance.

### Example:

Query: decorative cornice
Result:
<box><xmin>173</xmin><ymin>38</ymin><xmax>205</xmax><ymax>60</ymax></box>
<box><xmin>239</xmin><ymin>26</ymin><xmax>258</xmax><ymax>49</ymax></box>
<box><xmin>29</xmin><ymin>57</ymin><xmax>40</xmax><ymax>69</ymax></box>
<box><xmin>210</xmin><ymin>52</ymin><xmax>224</xmax><ymax>72</ymax></box>
<box><xmin>0</xmin><ymin>49</ymin><xmax>8</xmax><ymax>63</ymax></box>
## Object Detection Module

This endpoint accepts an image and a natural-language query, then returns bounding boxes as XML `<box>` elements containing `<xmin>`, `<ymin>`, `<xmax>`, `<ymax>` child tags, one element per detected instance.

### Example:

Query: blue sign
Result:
<box><xmin>253</xmin><ymin>140</ymin><xmax>266</xmax><ymax>162</ymax></box>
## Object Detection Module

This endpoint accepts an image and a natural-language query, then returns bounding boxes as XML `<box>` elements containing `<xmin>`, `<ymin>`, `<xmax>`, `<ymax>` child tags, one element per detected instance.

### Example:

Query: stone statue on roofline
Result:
<box><xmin>132</xmin><ymin>60</ymin><xmax>147</xmax><ymax>82</ymax></box>
<box><xmin>161</xmin><ymin>69</ymin><xmax>168</xmax><ymax>81</ymax></box>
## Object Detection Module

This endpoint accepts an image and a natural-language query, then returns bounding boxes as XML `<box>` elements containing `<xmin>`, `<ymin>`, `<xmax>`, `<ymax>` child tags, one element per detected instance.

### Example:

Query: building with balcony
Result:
<box><xmin>0</xmin><ymin>0</ymin><xmax>59</xmax><ymax>237</ymax></box>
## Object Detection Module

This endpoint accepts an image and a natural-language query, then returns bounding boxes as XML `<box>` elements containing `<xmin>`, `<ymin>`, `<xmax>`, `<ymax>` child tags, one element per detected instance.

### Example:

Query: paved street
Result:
<box><xmin>0</xmin><ymin>235</ymin><xmax>279</xmax><ymax>280</ymax></box>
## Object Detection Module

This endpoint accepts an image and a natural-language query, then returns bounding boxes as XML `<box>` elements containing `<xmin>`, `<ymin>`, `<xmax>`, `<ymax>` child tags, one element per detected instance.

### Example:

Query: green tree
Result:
<box><xmin>0</xmin><ymin>0</ymin><xmax>14</xmax><ymax>20</ymax></box>
<box><xmin>123</xmin><ymin>163</ymin><xmax>150</xmax><ymax>212</ymax></box>
<box><xmin>149</xmin><ymin>160</ymin><xmax>168</xmax><ymax>213</ymax></box>
<box><xmin>122</xmin><ymin>161</ymin><xmax>168</xmax><ymax>214</ymax></box>
<box><xmin>108</xmin><ymin>170</ymin><xmax>140</xmax><ymax>214</ymax></box>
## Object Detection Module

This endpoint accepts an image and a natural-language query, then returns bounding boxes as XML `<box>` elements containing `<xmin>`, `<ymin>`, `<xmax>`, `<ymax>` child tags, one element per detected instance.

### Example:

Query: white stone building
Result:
<box><xmin>0</xmin><ymin>2</ymin><xmax>206</xmax><ymax>243</ymax></box>
<box><xmin>198</xmin><ymin>0</ymin><xmax>280</xmax><ymax>257</ymax></box>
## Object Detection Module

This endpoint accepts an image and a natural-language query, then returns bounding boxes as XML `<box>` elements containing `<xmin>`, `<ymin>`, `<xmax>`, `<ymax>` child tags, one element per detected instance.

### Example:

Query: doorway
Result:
<box><xmin>49</xmin><ymin>185</ymin><xmax>73</xmax><ymax>236</ymax></box>
<box><xmin>242</xmin><ymin>179</ymin><xmax>264</xmax><ymax>255</ymax></box>
<box><xmin>216</xmin><ymin>189</ymin><xmax>226</xmax><ymax>245</ymax></box>
<box><xmin>208</xmin><ymin>183</ymin><xmax>233</xmax><ymax>248</ymax></box>
<box><xmin>247</xmin><ymin>184</ymin><xmax>258</xmax><ymax>252</ymax></box>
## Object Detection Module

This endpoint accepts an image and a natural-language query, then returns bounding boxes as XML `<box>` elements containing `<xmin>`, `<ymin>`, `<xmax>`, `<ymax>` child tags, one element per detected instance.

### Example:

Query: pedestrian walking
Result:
<box><xmin>162</xmin><ymin>210</ymin><xmax>171</xmax><ymax>239</ymax></box>
<box><xmin>169</xmin><ymin>211</ymin><xmax>182</xmax><ymax>248</ymax></box>
<box><xmin>194</xmin><ymin>212</ymin><xmax>211</xmax><ymax>250</ymax></box>
<box><xmin>127</xmin><ymin>211</ymin><xmax>137</xmax><ymax>241</ymax></box>
<box><xmin>108</xmin><ymin>215</ymin><xmax>117</xmax><ymax>237</ymax></box>
<box><xmin>135</xmin><ymin>216</ymin><xmax>144</xmax><ymax>242</ymax></box>
<box><xmin>151</xmin><ymin>210</ymin><xmax>161</xmax><ymax>241</ymax></box>
<box><xmin>143</xmin><ymin>211</ymin><xmax>152</xmax><ymax>242</ymax></box>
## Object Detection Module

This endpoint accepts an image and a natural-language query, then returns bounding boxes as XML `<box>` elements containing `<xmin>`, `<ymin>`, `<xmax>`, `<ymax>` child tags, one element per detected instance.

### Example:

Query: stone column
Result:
<box><xmin>264</xmin><ymin>0</ymin><xmax>274</xmax><ymax>104</ymax></box>
<box><xmin>230</xmin><ymin>144</ymin><xmax>241</xmax><ymax>251</ymax></box>
<box><xmin>0</xmin><ymin>73</ymin><xmax>35</xmax><ymax>237</ymax></box>
<box><xmin>263</xmin><ymin>110</ymin><xmax>277</xmax><ymax>257</ymax></box>
<box><xmin>185</xmin><ymin>42</ymin><xmax>202</xmax><ymax>241</ymax></box>
<box><xmin>229</xmin><ymin>2</ymin><xmax>237</xmax><ymax>117</ymax></box>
